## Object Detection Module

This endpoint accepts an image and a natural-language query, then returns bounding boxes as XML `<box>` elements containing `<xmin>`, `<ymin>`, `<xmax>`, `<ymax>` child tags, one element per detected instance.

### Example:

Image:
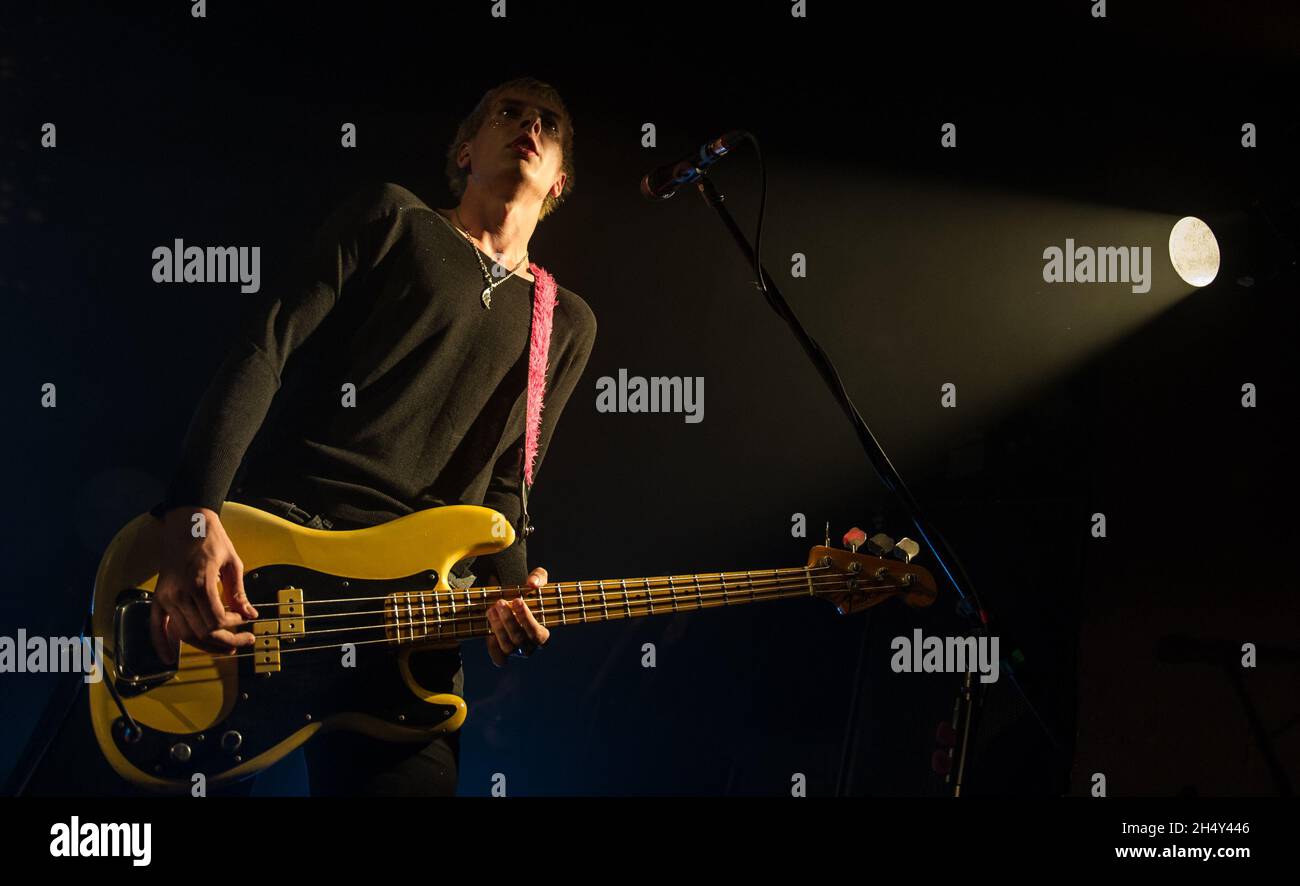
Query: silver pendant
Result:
<box><xmin>481</xmin><ymin>286</ymin><xmax>493</xmax><ymax>309</ymax></box>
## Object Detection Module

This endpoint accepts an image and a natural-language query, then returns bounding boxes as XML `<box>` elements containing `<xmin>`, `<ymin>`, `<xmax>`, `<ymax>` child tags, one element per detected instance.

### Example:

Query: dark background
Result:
<box><xmin>2</xmin><ymin>0</ymin><xmax>1297</xmax><ymax>796</ymax></box>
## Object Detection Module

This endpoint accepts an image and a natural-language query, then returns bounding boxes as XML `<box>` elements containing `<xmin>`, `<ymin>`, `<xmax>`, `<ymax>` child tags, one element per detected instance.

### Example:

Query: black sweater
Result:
<box><xmin>157</xmin><ymin>181</ymin><xmax>597</xmax><ymax>590</ymax></box>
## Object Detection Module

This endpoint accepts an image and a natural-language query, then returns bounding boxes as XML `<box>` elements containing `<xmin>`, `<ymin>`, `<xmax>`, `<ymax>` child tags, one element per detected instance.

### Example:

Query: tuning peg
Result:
<box><xmin>866</xmin><ymin>533</ymin><xmax>895</xmax><ymax>556</ymax></box>
<box><xmin>893</xmin><ymin>537</ymin><xmax>921</xmax><ymax>563</ymax></box>
<box><xmin>842</xmin><ymin>527</ymin><xmax>867</xmax><ymax>552</ymax></box>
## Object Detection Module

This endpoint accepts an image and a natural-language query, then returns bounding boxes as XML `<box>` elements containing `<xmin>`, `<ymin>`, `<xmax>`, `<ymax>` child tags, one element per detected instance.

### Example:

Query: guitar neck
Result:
<box><xmin>386</xmin><ymin>564</ymin><xmax>853</xmax><ymax>645</ymax></box>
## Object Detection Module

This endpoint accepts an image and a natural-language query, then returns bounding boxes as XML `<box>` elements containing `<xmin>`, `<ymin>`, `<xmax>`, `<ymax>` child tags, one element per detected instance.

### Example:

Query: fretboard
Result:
<box><xmin>380</xmin><ymin>563</ymin><xmax>878</xmax><ymax>645</ymax></box>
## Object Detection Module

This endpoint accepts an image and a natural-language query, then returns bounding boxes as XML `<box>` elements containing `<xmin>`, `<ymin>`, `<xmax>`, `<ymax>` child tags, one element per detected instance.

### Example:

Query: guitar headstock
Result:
<box><xmin>805</xmin><ymin>528</ymin><xmax>937</xmax><ymax>614</ymax></box>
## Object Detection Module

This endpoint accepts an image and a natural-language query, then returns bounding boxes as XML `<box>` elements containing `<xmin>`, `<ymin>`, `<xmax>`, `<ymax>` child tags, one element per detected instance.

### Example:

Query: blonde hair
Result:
<box><xmin>445</xmin><ymin>77</ymin><xmax>576</xmax><ymax>222</ymax></box>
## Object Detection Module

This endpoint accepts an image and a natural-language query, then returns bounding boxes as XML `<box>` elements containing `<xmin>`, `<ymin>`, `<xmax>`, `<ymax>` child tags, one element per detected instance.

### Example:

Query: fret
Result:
<box><xmin>406</xmin><ymin>564</ymin><xmax>831</xmax><ymax>639</ymax></box>
<box><xmin>448</xmin><ymin>588</ymin><xmax>458</xmax><ymax>640</ymax></box>
<box><xmin>449</xmin><ymin>566</ymin><xmax>829</xmax><ymax>632</ymax></box>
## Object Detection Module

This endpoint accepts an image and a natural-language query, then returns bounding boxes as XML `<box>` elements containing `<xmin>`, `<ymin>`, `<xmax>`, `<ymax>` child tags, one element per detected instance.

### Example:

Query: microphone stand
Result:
<box><xmin>692</xmin><ymin>172</ymin><xmax>1062</xmax><ymax>796</ymax></box>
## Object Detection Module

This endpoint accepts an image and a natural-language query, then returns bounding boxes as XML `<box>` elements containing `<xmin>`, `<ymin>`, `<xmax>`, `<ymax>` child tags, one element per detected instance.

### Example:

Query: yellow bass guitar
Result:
<box><xmin>88</xmin><ymin>502</ymin><xmax>937</xmax><ymax>791</ymax></box>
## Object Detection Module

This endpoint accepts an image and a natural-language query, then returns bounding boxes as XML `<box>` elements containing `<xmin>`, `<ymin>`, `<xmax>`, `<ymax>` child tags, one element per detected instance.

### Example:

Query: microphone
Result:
<box><xmin>640</xmin><ymin>130</ymin><xmax>748</xmax><ymax>200</ymax></box>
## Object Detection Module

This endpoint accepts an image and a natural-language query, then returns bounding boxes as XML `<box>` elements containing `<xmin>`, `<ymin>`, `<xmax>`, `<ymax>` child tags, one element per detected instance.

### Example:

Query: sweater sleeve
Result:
<box><xmin>154</xmin><ymin>184</ymin><xmax>404</xmax><ymax>517</ymax></box>
<box><xmin>478</xmin><ymin>295</ymin><xmax>597</xmax><ymax>588</ymax></box>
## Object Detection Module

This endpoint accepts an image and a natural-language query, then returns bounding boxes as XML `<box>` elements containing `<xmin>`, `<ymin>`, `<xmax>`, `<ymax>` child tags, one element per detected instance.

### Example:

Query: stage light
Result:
<box><xmin>1168</xmin><ymin>216</ymin><xmax>1220</xmax><ymax>287</ymax></box>
<box><xmin>1166</xmin><ymin>204</ymin><xmax>1296</xmax><ymax>291</ymax></box>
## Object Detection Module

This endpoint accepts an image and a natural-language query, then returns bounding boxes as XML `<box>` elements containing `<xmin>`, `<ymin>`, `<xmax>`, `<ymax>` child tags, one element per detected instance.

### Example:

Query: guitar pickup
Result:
<box><xmin>253</xmin><ymin>587</ymin><xmax>304</xmax><ymax>675</ymax></box>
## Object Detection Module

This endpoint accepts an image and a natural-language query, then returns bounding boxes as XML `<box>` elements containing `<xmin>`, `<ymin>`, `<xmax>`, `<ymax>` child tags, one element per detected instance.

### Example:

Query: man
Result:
<box><xmin>147</xmin><ymin>76</ymin><xmax>597</xmax><ymax>796</ymax></box>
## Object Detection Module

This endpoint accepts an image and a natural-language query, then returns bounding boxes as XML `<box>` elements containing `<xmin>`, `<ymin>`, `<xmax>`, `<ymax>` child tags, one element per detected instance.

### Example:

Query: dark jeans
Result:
<box><xmin>227</xmin><ymin>495</ymin><xmax>463</xmax><ymax>798</ymax></box>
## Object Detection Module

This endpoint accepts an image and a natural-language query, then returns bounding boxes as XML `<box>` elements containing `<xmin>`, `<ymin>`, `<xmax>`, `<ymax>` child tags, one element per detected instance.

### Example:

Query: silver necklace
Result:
<box><xmin>450</xmin><ymin>208</ymin><xmax>529</xmax><ymax>309</ymax></box>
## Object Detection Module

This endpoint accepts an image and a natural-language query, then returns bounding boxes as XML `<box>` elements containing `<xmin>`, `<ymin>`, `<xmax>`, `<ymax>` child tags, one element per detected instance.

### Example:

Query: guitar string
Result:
<box><xmin>156</xmin><ymin>586</ymin><xmax>909</xmax><ymax>686</ymax></box>
<box><xmin>230</xmin><ymin>565</ymin><xmax>844</xmax><ymax>623</ymax></box>
<box><xmin>234</xmin><ymin>573</ymin><xmax>911</xmax><ymax>634</ymax></box>
<box><xmin>185</xmin><ymin>574</ymin><xmax>904</xmax><ymax>658</ymax></box>
<box><xmin>237</xmin><ymin>564</ymin><xmax>843</xmax><ymax>606</ymax></box>
<box><xmin>159</xmin><ymin>575</ymin><xmax>913</xmax><ymax>674</ymax></box>
<box><xmin>242</xmin><ymin>571</ymin><xmax>900</xmax><ymax>637</ymax></box>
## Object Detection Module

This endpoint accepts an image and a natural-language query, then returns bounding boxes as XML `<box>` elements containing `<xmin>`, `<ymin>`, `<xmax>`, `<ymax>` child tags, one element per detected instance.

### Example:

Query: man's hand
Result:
<box><xmin>486</xmin><ymin>566</ymin><xmax>551</xmax><ymax>667</ymax></box>
<box><xmin>150</xmin><ymin>506</ymin><xmax>259</xmax><ymax>666</ymax></box>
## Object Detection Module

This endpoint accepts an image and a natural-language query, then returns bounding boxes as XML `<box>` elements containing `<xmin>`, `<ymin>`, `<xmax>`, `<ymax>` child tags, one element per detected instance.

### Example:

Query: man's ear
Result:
<box><xmin>550</xmin><ymin>171</ymin><xmax>567</xmax><ymax>199</ymax></box>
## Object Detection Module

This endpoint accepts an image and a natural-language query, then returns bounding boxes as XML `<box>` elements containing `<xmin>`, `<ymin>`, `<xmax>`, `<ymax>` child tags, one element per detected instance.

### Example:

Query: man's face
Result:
<box><xmin>460</xmin><ymin>92</ymin><xmax>567</xmax><ymax>205</ymax></box>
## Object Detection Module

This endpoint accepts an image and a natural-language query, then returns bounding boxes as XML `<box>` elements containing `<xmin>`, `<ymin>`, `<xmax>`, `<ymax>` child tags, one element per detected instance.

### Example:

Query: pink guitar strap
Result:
<box><xmin>518</xmin><ymin>262</ymin><xmax>558</xmax><ymax>536</ymax></box>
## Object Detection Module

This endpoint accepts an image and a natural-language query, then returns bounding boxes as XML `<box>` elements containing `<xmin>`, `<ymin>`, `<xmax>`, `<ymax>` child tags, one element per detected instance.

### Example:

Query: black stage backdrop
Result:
<box><xmin>2</xmin><ymin>0</ymin><xmax>1297</xmax><ymax>798</ymax></box>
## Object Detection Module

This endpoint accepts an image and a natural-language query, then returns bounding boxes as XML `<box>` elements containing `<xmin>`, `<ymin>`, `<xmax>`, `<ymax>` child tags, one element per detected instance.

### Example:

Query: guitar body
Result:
<box><xmin>88</xmin><ymin>501</ymin><xmax>937</xmax><ymax>794</ymax></box>
<box><xmin>88</xmin><ymin>501</ymin><xmax>515</xmax><ymax>793</ymax></box>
